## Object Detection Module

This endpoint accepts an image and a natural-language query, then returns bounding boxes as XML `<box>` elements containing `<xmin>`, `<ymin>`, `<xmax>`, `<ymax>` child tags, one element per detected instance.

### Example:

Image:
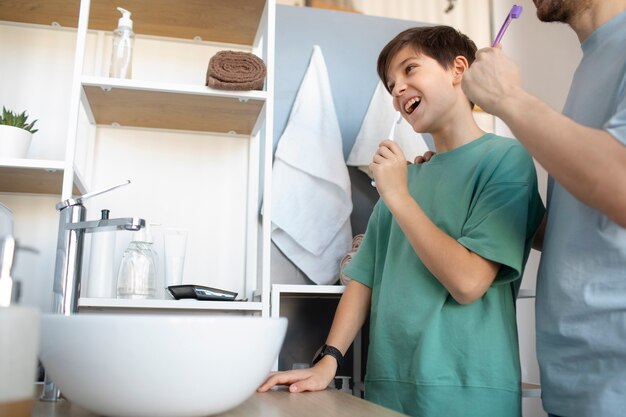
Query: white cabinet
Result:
<box><xmin>270</xmin><ymin>284</ymin><xmax>366</xmax><ymax>397</ymax></box>
<box><xmin>0</xmin><ymin>0</ymin><xmax>275</xmax><ymax>316</ymax></box>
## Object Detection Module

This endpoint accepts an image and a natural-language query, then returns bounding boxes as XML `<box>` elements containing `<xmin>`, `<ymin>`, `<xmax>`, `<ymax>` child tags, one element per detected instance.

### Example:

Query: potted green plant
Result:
<box><xmin>0</xmin><ymin>106</ymin><xmax>38</xmax><ymax>159</ymax></box>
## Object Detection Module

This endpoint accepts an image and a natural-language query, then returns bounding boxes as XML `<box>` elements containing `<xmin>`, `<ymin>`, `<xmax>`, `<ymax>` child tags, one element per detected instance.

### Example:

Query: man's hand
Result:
<box><xmin>414</xmin><ymin>150</ymin><xmax>436</xmax><ymax>164</ymax></box>
<box><xmin>462</xmin><ymin>46</ymin><xmax>522</xmax><ymax>116</ymax></box>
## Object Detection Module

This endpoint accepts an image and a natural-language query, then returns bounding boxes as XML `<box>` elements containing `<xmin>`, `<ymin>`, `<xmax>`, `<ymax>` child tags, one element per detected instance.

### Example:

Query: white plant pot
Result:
<box><xmin>0</xmin><ymin>125</ymin><xmax>33</xmax><ymax>159</ymax></box>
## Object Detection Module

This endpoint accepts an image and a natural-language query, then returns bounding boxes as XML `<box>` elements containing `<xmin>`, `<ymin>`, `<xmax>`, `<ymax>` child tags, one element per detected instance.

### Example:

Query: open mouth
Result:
<box><xmin>404</xmin><ymin>97</ymin><xmax>421</xmax><ymax>114</ymax></box>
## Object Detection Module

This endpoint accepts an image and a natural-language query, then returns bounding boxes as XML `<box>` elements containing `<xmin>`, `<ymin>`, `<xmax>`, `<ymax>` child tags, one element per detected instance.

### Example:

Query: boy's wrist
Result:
<box><xmin>382</xmin><ymin>189</ymin><xmax>413</xmax><ymax>211</ymax></box>
<box><xmin>313</xmin><ymin>355</ymin><xmax>339</xmax><ymax>379</ymax></box>
<box><xmin>312</xmin><ymin>344</ymin><xmax>344</xmax><ymax>370</ymax></box>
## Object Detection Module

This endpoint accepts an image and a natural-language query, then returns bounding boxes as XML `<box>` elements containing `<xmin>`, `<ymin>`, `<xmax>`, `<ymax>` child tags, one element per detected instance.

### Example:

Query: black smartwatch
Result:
<box><xmin>312</xmin><ymin>344</ymin><xmax>344</xmax><ymax>370</ymax></box>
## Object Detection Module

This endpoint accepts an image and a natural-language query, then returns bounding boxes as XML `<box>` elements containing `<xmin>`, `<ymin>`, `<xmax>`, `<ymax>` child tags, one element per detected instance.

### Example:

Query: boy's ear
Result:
<box><xmin>451</xmin><ymin>55</ymin><xmax>470</xmax><ymax>85</ymax></box>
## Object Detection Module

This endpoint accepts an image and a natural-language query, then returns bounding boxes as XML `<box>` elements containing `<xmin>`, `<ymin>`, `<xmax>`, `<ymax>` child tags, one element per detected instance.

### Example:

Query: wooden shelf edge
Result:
<box><xmin>78</xmin><ymin>297</ymin><xmax>263</xmax><ymax>311</ymax></box>
<box><xmin>0</xmin><ymin>159</ymin><xmax>83</xmax><ymax>195</ymax></box>
<box><xmin>81</xmin><ymin>76</ymin><xmax>268</xmax><ymax>101</ymax></box>
<box><xmin>272</xmin><ymin>284</ymin><xmax>346</xmax><ymax>295</ymax></box>
<box><xmin>81</xmin><ymin>78</ymin><xmax>266</xmax><ymax>135</ymax></box>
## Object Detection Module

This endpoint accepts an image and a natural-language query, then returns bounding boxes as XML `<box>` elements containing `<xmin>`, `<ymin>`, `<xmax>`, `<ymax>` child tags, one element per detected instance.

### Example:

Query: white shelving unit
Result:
<box><xmin>271</xmin><ymin>284</ymin><xmax>365</xmax><ymax>396</ymax></box>
<box><xmin>0</xmin><ymin>0</ymin><xmax>275</xmax><ymax>317</ymax></box>
<box><xmin>518</xmin><ymin>288</ymin><xmax>536</xmax><ymax>299</ymax></box>
<box><xmin>517</xmin><ymin>287</ymin><xmax>542</xmax><ymax>399</ymax></box>
<box><xmin>270</xmin><ymin>284</ymin><xmax>346</xmax><ymax>313</ymax></box>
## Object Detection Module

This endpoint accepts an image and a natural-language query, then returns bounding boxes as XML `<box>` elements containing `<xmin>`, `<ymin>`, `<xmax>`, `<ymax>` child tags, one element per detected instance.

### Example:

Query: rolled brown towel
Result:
<box><xmin>351</xmin><ymin>234</ymin><xmax>364</xmax><ymax>251</ymax></box>
<box><xmin>339</xmin><ymin>251</ymin><xmax>355</xmax><ymax>286</ymax></box>
<box><xmin>206</xmin><ymin>50</ymin><xmax>266</xmax><ymax>91</ymax></box>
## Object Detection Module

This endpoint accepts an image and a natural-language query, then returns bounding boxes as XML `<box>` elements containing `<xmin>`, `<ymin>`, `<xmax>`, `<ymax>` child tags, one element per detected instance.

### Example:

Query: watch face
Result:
<box><xmin>314</xmin><ymin>344</ymin><xmax>325</xmax><ymax>358</ymax></box>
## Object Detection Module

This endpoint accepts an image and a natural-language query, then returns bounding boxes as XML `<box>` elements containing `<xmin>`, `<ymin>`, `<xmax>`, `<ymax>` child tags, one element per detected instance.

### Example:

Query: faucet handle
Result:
<box><xmin>79</xmin><ymin>180</ymin><xmax>130</xmax><ymax>202</ymax></box>
<box><xmin>56</xmin><ymin>180</ymin><xmax>131</xmax><ymax>210</ymax></box>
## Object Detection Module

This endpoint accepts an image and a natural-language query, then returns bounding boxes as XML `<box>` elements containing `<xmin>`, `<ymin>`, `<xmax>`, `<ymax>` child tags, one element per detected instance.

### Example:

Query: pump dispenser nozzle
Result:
<box><xmin>109</xmin><ymin>6</ymin><xmax>134</xmax><ymax>79</ymax></box>
<box><xmin>116</xmin><ymin>7</ymin><xmax>133</xmax><ymax>29</ymax></box>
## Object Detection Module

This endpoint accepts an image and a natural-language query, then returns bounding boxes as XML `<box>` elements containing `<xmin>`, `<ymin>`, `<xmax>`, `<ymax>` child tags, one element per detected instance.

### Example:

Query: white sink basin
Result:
<box><xmin>39</xmin><ymin>314</ymin><xmax>287</xmax><ymax>417</ymax></box>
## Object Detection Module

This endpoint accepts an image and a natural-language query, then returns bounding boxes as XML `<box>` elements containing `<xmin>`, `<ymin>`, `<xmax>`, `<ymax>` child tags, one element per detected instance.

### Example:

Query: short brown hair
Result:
<box><xmin>377</xmin><ymin>25</ymin><xmax>477</xmax><ymax>94</ymax></box>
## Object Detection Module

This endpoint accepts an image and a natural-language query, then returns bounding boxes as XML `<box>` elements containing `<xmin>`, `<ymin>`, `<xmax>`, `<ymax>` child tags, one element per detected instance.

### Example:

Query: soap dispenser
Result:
<box><xmin>116</xmin><ymin>224</ymin><xmax>157</xmax><ymax>299</ymax></box>
<box><xmin>109</xmin><ymin>7</ymin><xmax>134</xmax><ymax>79</ymax></box>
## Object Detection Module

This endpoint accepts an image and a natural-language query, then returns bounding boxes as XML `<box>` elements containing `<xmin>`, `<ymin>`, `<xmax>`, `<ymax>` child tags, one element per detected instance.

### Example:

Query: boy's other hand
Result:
<box><xmin>414</xmin><ymin>151</ymin><xmax>436</xmax><ymax>164</ymax></box>
<box><xmin>257</xmin><ymin>360</ymin><xmax>336</xmax><ymax>393</ymax></box>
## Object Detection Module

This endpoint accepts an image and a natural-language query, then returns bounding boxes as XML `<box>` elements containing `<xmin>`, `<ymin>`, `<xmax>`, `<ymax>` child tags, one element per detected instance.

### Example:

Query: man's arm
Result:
<box><xmin>463</xmin><ymin>48</ymin><xmax>626</xmax><ymax>227</ymax></box>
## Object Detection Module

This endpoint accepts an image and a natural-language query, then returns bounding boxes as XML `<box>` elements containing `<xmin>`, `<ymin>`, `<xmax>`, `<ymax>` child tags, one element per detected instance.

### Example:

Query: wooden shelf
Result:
<box><xmin>272</xmin><ymin>284</ymin><xmax>345</xmax><ymax>295</ymax></box>
<box><xmin>0</xmin><ymin>0</ymin><xmax>266</xmax><ymax>45</ymax></box>
<box><xmin>81</xmin><ymin>77</ymin><xmax>266</xmax><ymax>135</ymax></box>
<box><xmin>0</xmin><ymin>158</ymin><xmax>85</xmax><ymax>195</ymax></box>
<box><xmin>78</xmin><ymin>297</ymin><xmax>263</xmax><ymax>312</ymax></box>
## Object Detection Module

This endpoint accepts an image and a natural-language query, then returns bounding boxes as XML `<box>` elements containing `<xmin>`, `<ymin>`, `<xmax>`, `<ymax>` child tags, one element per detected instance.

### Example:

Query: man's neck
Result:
<box><xmin>570</xmin><ymin>0</ymin><xmax>626</xmax><ymax>43</ymax></box>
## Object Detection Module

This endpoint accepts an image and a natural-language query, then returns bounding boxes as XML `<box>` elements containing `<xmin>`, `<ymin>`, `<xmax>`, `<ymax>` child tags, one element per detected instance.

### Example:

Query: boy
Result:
<box><xmin>258</xmin><ymin>26</ymin><xmax>544</xmax><ymax>417</ymax></box>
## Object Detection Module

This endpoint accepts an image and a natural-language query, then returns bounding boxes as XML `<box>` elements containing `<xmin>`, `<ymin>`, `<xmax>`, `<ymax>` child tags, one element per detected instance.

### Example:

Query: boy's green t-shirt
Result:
<box><xmin>344</xmin><ymin>134</ymin><xmax>544</xmax><ymax>417</ymax></box>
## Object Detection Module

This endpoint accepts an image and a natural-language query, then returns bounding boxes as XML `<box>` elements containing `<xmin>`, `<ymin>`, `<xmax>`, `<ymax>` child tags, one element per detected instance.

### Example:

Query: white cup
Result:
<box><xmin>164</xmin><ymin>228</ymin><xmax>187</xmax><ymax>288</ymax></box>
<box><xmin>0</xmin><ymin>306</ymin><xmax>40</xmax><ymax>417</ymax></box>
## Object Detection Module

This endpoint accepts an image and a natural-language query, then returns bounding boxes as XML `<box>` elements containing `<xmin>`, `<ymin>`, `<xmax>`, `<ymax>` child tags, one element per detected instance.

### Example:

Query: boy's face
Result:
<box><xmin>385</xmin><ymin>46</ymin><xmax>458</xmax><ymax>134</ymax></box>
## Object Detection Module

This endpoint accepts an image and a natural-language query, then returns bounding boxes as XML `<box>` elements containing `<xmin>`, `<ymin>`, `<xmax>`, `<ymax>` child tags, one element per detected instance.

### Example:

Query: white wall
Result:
<box><xmin>491</xmin><ymin>1</ymin><xmax>581</xmax><ymax>416</ymax></box>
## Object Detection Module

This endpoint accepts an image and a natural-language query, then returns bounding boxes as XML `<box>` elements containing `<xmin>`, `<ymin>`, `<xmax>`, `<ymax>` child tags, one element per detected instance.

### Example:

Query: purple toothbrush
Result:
<box><xmin>492</xmin><ymin>5</ymin><xmax>523</xmax><ymax>47</ymax></box>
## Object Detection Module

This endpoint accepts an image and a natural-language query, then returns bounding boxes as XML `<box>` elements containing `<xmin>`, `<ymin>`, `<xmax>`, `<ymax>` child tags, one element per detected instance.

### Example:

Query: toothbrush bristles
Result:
<box><xmin>510</xmin><ymin>5</ymin><xmax>523</xmax><ymax>18</ymax></box>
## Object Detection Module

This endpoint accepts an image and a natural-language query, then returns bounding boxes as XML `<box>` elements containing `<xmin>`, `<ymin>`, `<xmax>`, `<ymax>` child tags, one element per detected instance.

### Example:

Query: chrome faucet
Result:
<box><xmin>41</xmin><ymin>180</ymin><xmax>145</xmax><ymax>402</ymax></box>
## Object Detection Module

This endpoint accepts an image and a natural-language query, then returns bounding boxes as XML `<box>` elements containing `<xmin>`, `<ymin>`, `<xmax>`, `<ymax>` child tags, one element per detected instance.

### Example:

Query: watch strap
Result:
<box><xmin>312</xmin><ymin>344</ymin><xmax>344</xmax><ymax>370</ymax></box>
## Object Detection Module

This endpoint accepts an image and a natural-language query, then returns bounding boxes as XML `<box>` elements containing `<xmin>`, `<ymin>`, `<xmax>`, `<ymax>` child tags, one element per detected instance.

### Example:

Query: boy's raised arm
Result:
<box><xmin>372</xmin><ymin>140</ymin><xmax>500</xmax><ymax>305</ymax></box>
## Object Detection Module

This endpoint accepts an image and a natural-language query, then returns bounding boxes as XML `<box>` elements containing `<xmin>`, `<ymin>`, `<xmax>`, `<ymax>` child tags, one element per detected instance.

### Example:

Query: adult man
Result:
<box><xmin>461</xmin><ymin>1</ymin><xmax>626</xmax><ymax>416</ymax></box>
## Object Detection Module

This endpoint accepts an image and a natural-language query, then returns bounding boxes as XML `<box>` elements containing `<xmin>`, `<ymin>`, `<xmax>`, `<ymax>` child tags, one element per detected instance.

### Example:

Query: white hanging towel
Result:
<box><xmin>347</xmin><ymin>81</ymin><xmax>430</xmax><ymax>171</ymax></box>
<box><xmin>271</xmin><ymin>45</ymin><xmax>353</xmax><ymax>285</ymax></box>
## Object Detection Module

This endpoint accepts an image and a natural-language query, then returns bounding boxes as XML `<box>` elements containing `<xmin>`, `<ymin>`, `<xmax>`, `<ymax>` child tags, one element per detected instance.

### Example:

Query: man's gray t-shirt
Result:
<box><xmin>536</xmin><ymin>10</ymin><xmax>626</xmax><ymax>417</ymax></box>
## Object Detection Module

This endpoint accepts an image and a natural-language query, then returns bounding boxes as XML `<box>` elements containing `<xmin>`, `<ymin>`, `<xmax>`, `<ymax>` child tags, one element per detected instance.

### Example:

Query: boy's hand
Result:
<box><xmin>370</xmin><ymin>140</ymin><xmax>409</xmax><ymax>202</ymax></box>
<box><xmin>257</xmin><ymin>357</ymin><xmax>336</xmax><ymax>393</ymax></box>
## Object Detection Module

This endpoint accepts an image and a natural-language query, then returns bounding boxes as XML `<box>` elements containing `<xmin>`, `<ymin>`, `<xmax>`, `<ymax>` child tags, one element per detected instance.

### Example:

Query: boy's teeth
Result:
<box><xmin>404</xmin><ymin>97</ymin><xmax>421</xmax><ymax>113</ymax></box>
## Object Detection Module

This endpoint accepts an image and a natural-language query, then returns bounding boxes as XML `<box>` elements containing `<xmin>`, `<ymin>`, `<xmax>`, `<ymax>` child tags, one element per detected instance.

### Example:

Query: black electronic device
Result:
<box><xmin>167</xmin><ymin>285</ymin><xmax>238</xmax><ymax>301</ymax></box>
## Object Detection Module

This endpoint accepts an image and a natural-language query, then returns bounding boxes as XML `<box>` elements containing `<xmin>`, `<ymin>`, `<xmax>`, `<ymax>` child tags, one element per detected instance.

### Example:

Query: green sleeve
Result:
<box><xmin>457</xmin><ymin>146</ymin><xmax>545</xmax><ymax>285</ymax></box>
